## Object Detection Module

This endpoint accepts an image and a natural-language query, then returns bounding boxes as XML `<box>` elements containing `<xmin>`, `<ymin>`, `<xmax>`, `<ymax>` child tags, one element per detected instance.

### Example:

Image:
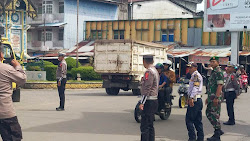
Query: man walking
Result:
<box><xmin>223</xmin><ymin>62</ymin><xmax>239</xmax><ymax>125</ymax></box>
<box><xmin>139</xmin><ymin>54</ymin><xmax>159</xmax><ymax>141</ymax></box>
<box><xmin>0</xmin><ymin>44</ymin><xmax>26</xmax><ymax>140</ymax></box>
<box><xmin>185</xmin><ymin>62</ymin><xmax>204</xmax><ymax>141</ymax></box>
<box><xmin>206</xmin><ymin>56</ymin><xmax>224</xmax><ymax>141</ymax></box>
<box><xmin>56</xmin><ymin>53</ymin><xmax>67</xmax><ymax>111</ymax></box>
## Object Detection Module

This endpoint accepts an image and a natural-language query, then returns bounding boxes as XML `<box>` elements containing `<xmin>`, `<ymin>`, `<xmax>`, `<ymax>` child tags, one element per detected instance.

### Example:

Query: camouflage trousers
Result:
<box><xmin>206</xmin><ymin>102</ymin><xmax>221</xmax><ymax>130</ymax></box>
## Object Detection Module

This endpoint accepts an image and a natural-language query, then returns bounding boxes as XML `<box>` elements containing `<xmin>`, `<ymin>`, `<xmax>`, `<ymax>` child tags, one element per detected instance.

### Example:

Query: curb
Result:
<box><xmin>24</xmin><ymin>82</ymin><xmax>103</xmax><ymax>89</ymax></box>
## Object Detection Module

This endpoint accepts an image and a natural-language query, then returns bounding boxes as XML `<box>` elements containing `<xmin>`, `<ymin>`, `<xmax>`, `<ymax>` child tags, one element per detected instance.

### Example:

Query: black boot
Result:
<box><xmin>223</xmin><ymin>121</ymin><xmax>235</xmax><ymax>125</ymax></box>
<box><xmin>207</xmin><ymin>130</ymin><xmax>221</xmax><ymax>141</ymax></box>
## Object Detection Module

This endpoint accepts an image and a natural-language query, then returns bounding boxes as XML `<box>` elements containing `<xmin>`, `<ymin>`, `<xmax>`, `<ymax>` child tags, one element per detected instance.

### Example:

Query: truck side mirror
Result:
<box><xmin>0</xmin><ymin>26</ymin><xmax>4</xmax><ymax>35</ymax></box>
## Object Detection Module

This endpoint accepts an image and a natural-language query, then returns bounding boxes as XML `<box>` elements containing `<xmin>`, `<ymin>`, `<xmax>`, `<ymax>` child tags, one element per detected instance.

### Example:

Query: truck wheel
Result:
<box><xmin>132</xmin><ymin>89</ymin><xmax>141</xmax><ymax>95</ymax></box>
<box><xmin>106</xmin><ymin>88</ymin><xmax>120</xmax><ymax>95</ymax></box>
<box><xmin>12</xmin><ymin>89</ymin><xmax>20</xmax><ymax>102</ymax></box>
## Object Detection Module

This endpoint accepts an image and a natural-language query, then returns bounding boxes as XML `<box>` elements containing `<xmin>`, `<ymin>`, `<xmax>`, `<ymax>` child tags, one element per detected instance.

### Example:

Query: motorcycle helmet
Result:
<box><xmin>155</xmin><ymin>63</ymin><xmax>164</xmax><ymax>69</ymax></box>
<box><xmin>240</xmin><ymin>65</ymin><xmax>244</xmax><ymax>69</ymax></box>
<box><xmin>163</xmin><ymin>59</ymin><xmax>172</xmax><ymax>66</ymax></box>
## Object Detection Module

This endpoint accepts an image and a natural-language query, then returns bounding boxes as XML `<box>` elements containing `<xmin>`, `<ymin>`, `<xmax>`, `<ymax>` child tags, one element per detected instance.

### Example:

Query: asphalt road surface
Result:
<box><xmin>5</xmin><ymin>86</ymin><xmax>250</xmax><ymax>141</ymax></box>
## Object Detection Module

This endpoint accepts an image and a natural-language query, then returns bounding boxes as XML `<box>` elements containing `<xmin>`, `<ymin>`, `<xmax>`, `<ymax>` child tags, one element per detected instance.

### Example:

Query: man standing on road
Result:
<box><xmin>56</xmin><ymin>53</ymin><xmax>67</xmax><ymax>111</ymax></box>
<box><xmin>223</xmin><ymin>62</ymin><xmax>239</xmax><ymax>126</ymax></box>
<box><xmin>0</xmin><ymin>44</ymin><xmax>26</xmax><ymax>140</ymax></box>
<box><xmin>139</xmin><ymin>54</ymin><xmax>159</xmax><ymax>141</ymax></box>
<box><xmin>206</xmin><ymin>56</ymin><xmax>224</xmax><ymax>141</ymax></box>
<box><xmin>185</xmin><ymin>62</ymin><xmax>204</xmax><ymax>141</ymax></box>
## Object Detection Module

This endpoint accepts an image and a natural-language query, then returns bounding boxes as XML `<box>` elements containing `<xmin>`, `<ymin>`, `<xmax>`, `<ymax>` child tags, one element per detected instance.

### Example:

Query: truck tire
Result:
<box><xmin>106</xmin><ymin>88</ymin><xmax>120</xmax><ymax>95</ymax></box>
<box><xmin>132</xmin><ymin>89</ymin><xmax>141</xmax><ymax>95</ymax></box>
<box><xmin>12</xmin><ymin>89</ymin><xmax>20</xmax><ymax>102</ymax></box>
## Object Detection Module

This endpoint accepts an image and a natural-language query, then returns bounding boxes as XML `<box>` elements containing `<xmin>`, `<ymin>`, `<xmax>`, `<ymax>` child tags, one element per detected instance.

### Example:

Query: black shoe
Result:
<box><xmin>207</xmin><ymin>130</ymin><xmax>221</xmax><ymax>141</ymax></box>
<box><xmin>219</xmin><ymin>129</ymin><xmax>224</xmax><ymax>135</ymax></box>
<box><xmin>188</xmin><ymin>139</ymin><xmax>196</xmax><ymax>141</ymax></box>
<box><xmin>56</xmin><ymin>107</ymin><xmax>65</xmax><ymax>111</ymax></box>
<box><xmin>223</xmin><ymin>121</ymin><xmax>235</xmax><ymax>125</ymax></box>
<box><xmin>197</xmin><ymin>139</ymin><xmax>204</xmax><ymax>141</ymax></box>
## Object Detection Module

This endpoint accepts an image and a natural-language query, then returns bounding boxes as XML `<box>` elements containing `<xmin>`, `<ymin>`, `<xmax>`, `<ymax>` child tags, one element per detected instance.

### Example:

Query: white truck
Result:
<box><xmin>94</xmin><ymin>40</ymin><xmax>167</xmax><ymax>95</ymax></box>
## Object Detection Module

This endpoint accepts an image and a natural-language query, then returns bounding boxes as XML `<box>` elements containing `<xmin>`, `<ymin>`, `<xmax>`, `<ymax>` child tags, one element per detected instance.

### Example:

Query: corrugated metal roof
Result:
<box><xmin>167</xmin><ymin>46</ymin><xmax>232</xmax><ymax>57</ymax></box>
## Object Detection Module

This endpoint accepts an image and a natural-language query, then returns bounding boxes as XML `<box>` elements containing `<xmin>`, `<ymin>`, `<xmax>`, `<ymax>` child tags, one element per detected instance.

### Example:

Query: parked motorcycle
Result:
<box><xmin>134</xmin><ymin>92</ymin><xmax>174</xmax><ymax>123</ymax></box>
<box><xmin>178</xmin><ymin>78</ymin><xmax>189</xmax><ymax>108</ymax></box>
<box><xmin>240</xmin><ymin>74</ymin><xmax>248</xmax><ymax>93</ymax></box>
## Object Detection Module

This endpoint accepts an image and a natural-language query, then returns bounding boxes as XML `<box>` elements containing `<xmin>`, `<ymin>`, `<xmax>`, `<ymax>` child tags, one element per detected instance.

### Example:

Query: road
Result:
<box><xmin>7</xmin><ymin>86</ymin><xmax>250</xmax><ymax>141</ymax></box>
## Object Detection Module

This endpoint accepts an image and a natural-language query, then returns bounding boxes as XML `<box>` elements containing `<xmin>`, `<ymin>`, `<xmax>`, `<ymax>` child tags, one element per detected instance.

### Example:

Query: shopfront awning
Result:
<box><xmin>37</xmin><ymin>23</ymin><xmax>67</xmax><ymax>27</ymax></box>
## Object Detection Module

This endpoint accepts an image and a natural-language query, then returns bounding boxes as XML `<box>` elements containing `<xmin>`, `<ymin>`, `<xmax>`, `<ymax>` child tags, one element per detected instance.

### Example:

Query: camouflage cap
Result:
<box><xmin>209</xmin><ymin>56</ymin><xmax>219</xmax><ymax>61</ymax></box>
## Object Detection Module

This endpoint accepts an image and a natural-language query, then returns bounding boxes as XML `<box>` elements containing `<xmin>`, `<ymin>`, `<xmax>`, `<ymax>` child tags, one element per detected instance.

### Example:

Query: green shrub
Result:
<box><xmin>44</xmin><ymin>65</ymin><xmax>58</xmax><ymax>81</ymax></box>
<box><xmin>71</xmin><ymin>66</ymin><xmax>101</xmax><ymax>80</ymax></box>
<box><xmin>43</xmin><ymin>61</ymin><xmax>54</xmax><ymax>66</ymax></box>
<box><xmin>26</xmin><ymin>66</ymin><xmax>42</xmax><ymax>71</ymax></box>
<box><xmin>65</xmin><ymin>57</ymin><xmax>81</xmax><ymax>71</ymax></box>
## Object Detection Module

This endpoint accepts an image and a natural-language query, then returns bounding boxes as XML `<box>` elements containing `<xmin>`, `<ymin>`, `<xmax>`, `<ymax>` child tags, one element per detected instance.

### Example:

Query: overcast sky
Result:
<box><xmin>197</xmin><ymin>1</ymin><xmax>205</xmax><ymax>11</ymax></box>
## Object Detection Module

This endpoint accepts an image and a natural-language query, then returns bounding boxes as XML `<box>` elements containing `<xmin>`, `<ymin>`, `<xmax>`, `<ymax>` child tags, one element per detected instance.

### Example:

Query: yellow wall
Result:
<box><xmin>85</xmin><ymin>18</ymin><xmax>248</xmax><ymax>47</ymax></box>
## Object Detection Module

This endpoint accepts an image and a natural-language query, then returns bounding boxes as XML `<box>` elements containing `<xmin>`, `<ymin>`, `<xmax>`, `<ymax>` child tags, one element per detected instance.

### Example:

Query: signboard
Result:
<box><xmin>189</xmin><ymin>55</ymin><xmax>229</xmax><ymax>65</ymax></box>
<box><xmin>204</xmin><ymin>0</ymin><xmax>250</xmax><ymax>32</ymax></box>
<box><xmin>11</xmin><ymin>30</ymin><xmax>21</xmax><ymax>53</ymax></box>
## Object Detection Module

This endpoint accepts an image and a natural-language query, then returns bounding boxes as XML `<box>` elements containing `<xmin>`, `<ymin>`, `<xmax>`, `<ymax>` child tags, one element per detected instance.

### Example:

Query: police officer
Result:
<box><xmin>185</xmin><ymin>62</ymin><xmax>204</xmax><ymax>141</ymax></box>
<box><xmin>206</xmin><ymin>56</ymin><xmax>224</xmax><ymax>141</ymax></box>
<box><xmin>139</xmin><ymin>54</ymin><xmax>159</xmax><ymax>141</ymax></box>
<box><xmin>0</xmin><ymin>44</ymin><xmax>26</xmax><ymax>140</ymax></box>
<box><xmin>56</xmin><ymin>53</ymin><xmax>67</xmax><ymax>111</ymax></box>
<box><xmin>223</xmin><ymin>62</ymin><xmax>239</xmax><ymax>125</ymax></box>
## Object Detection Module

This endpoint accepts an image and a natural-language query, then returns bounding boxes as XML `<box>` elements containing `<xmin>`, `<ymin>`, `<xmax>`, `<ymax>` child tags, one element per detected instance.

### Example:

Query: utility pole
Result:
<box><xmin>76</xmin><ymin>0</ymin><xmax>79</xmax><ymax>68</ymax></box>
<box><xmin>43</xmin><ymin>5</ymin><xmax>46</xmax><ymax>55</ymax></box>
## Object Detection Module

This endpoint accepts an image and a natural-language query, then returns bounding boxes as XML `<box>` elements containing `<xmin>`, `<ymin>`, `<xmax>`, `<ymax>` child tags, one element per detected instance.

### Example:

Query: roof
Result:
<box><xmin>37</xmin><ymin>23</ymin><xmax>67</xmax><ymax>27</ymax></box>
<box><xmin>167</xmin><ymin>46</ymin><xmax>232</xmax><ymax>57</ymax></box>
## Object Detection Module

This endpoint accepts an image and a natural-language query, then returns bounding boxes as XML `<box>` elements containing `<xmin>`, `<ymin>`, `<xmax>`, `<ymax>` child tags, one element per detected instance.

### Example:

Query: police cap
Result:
<box><xmin>58</xmin><ymin>53</ymin><xmax>66</xmax><ymax>57</ymax></box>
<box><xmin>142</xmin><ymin>53</ymin><xmax>154</xmax><ymax>59</ymax></box>
<box><xmin>227</xmin><ymin>61</ymin><xmax>236</xmax><ymax>68</ymax></box>
<box><xmin>187</xmin><ymin>62</ymin><xmax>198</xmax><ymax>67</ymax></box>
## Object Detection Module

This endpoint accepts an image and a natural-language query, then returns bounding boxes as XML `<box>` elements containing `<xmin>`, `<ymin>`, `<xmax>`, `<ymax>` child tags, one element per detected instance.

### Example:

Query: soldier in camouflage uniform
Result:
<box><xmin>206</xmin><ymin>56</ymin><xmax>224</xmax><ymax>141</ymax></box>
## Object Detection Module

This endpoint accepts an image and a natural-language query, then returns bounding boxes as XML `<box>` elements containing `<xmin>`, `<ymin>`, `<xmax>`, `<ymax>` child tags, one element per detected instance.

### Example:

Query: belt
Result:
<box><xmin>147</xmin><ymin>96</ymin><xmax>158</xmax><ymax>100</ymax></box>
<box><xmin>225</xmin><ymin>88</ymin><xmax>235</xmax><ymax>92</ymax></box>
<box><xmin>195</xmin><ymin>95</ymin><xmax>202</xmax><ymax>99</ymax></box>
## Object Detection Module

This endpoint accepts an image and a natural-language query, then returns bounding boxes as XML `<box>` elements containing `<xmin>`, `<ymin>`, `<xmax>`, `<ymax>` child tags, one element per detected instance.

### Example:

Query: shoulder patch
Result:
<box><xmin>145</xmin><ymin>72</ymin><xmax>149</xmax><ymax>80</ymax></box>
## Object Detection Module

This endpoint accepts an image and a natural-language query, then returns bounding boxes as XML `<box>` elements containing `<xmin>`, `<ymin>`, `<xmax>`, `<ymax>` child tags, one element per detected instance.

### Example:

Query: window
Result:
<box><xmin>39</xmin><ymin>29</ymin><xmax>53</xmax><ymax>41</ymax></box>
<box><xmin>42</xmin><ymin>1</ymin><xmax>53</xmax><ymax>14</ymax></box>
<box><xmin>113</xmin><ymin>30</ymin><xmax>124</xmax><ymax>39</ymax></box>
<box><xmin>217</xmin><ymin>32</ymin><xmax>231</xmax><ymax>46</ymax></box>
<box><xmin>38</xmin><ymin>4</ymin><xmax>42</xmax><ymax>14</ymax></box>
<box><xmin>59</xmin><ymin>2</ymin><xmax>64</xmax><ymax>13</ymax></box>
<box><xmin>98</xmin><ymin>31</ymin><xmax>102</xmax><ymax>39</ymax></box>
<box><xmin>27</xmin><ymin>32</ymin><xmax>32</xmax><ymax>42</ymax></box>
<box><xmin>161</xmin><ymin>29</ymin><xmax>175</xmax><ymax>42</ymax></box>
<box><xmin>59</xmin><ymin>29</ymin><xmax>64</xmax><ymax>40</ymax></box>
<box><xmin>114</xmin><ymin>31</ymin><xmax>119</xmax><ymax>39</ymax></box>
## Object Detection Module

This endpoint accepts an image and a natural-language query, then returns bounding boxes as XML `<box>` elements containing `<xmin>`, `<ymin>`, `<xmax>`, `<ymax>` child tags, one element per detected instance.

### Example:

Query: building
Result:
<box><xmin>0</xmin><ymin>0</ymin><xmax>37</xmax><ymax>58</ymax></box>
<box><xmin>85</xmin><ymin>18</ymin><xmax>250</xmax><ymax>77</ymax></box>
<box><xmin>27</xmin><ymin>0</ymin><xmax>120</xmax><ymax>56</ymax></box>
<box><xmin>128</xmin><ymin>0</ymin><xmax>203</xmax><ymax>19</ymax></box>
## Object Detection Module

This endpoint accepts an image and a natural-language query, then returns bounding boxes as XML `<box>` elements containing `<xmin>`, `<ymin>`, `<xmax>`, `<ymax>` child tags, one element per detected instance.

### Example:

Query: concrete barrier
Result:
<box><xmin>26</xmin><ymin>71</ymin><xmax>46</xmax><ymax>81</ymax></box>
<box><xmin>24</xmin><ymin>82</ymin><xmax>102</xmax><ymax>89</ymax></box>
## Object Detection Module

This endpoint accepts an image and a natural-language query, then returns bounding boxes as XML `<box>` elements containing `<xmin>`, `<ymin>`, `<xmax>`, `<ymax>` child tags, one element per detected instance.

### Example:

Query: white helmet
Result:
<box><xmin>163</xmin><ymin>59</ymin><xmax>172</xmax><ymax>65</ymax></box>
